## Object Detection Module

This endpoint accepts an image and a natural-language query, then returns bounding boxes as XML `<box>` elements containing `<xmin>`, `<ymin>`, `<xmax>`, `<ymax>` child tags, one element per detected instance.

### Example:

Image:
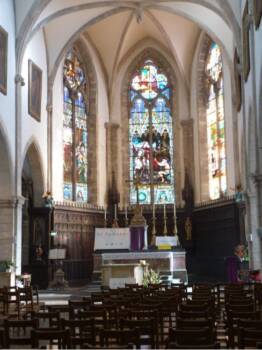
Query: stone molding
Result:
<box><xmin>0</xmin><ymin>196</ymin><xmax>25</xmax><ymax>209</ymax></box>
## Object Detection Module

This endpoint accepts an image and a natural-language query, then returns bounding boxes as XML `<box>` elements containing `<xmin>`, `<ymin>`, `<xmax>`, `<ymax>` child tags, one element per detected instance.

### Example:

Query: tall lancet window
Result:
<box><xmin>205</xmin><ymin>42</ymin><xmax>226</xmax><ymax>199</ymax></box>
<box><xmin>129</xmin><ymin>59</ymin><xmax>174</xmax><ymax>205</ymax></box>
<box><xmin>63</xmin><ymin>51</ymin><xmax>88</xmax><ymax>202</ymax></box>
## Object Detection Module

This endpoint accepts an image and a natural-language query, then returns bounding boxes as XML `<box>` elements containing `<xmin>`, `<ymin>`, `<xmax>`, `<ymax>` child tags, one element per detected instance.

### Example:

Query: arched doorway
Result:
<box><xmin>21</xmin><ymin>142</ymin><xmax>50</xmax><ymax>288</ymax></box>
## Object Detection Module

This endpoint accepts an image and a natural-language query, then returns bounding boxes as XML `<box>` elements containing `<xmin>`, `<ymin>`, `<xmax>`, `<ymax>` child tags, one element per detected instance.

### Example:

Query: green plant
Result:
<box><xmin>0</xmin><ymin>260</ymin><xmax>15</xmax><ymax>272</ymax></box>
<box><xmin>142</xmin><ymin>268</ymin><xmax>161</xmax><ymax>287</ymax></box>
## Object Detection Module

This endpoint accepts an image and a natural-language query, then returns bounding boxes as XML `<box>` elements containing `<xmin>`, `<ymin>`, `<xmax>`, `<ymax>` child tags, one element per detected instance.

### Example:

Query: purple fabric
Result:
<box><xmin>226</xmin><ymin>255</ymin><xmax>240</xmax><ymax>283</ymax></box>
<box><xmin>130</xmin><ymin>226</ymin><xmax>145</xmax><ymax>251</ymax></box>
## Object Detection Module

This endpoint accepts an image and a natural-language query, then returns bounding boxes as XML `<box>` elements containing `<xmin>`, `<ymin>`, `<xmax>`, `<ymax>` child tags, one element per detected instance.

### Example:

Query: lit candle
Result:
<box><xmin>125</xmin><ymin>204</ymin><xmax>128</xmax><ymax>219</ymax></box>
<box><xmin>114</xmin><ymin>204</ymin><xmax>117</xmax><ymax>220</ymax></box>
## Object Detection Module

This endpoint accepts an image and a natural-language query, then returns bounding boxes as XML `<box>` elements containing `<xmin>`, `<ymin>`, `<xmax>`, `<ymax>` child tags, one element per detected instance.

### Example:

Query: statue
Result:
<box><xmin>185</xmin><ymin>217</ymin><xmax>192</xmax><ymax>241</ymax></box>
<box><xmin>182</xmin><ymin>168</ymin><xmax>194</xmax><ymax>213</ymax></box>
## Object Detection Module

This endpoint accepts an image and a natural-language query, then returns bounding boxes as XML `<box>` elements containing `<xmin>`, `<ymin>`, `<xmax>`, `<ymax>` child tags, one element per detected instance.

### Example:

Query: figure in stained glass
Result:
<box><xmin>63</xmin><ymin>50</ymin><xmax>88</xmax><ymax>201</ymax></box>
<box><xmin>129</xmin><ymin>59</ymin><xmax>174</xmax><ymax>204</ymax></box>
<box><xmin>205</xmin><ymin>42</ymin><xmax>227</xmax><ymax>199</ymax></box>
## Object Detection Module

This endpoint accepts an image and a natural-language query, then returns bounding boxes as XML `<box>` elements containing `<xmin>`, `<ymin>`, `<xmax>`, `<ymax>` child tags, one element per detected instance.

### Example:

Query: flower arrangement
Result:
<box><xmin>142</xmin><ymin>268</ymin><xmax>161</xmax><ymax>287</ymax></box>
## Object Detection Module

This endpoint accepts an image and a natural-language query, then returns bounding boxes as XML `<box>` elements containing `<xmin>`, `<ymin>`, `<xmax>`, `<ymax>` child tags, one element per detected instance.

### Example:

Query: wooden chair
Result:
<box><xmin>99</xmin><ymin>328</ymin><xmax>139</xmax><ymax>348</ymax></box>
<box><xmin>166</xmin><ymin>341</ymin><xmax>220</xmax><ymax>349</ymax></box>
<box><xmin>238</xmin><ymin>328</ymin><xmax>262</xmax><ymax>349</ymax></box>
<box><xmin>0</xmin><ymin>328</ymin><xmax>5</xmax><ymax>349</ymax></box>
<box><xmin>226</xmin><ymin>310</ymin><xmax>261</xmax><ymax>348</ymax></box>
<box><xmin>129</xmin><ymin>309</ymin><xmax>160</xmax><ymax>346</ymax></box>
<box><xmin>177</xmin><ymin>310</ymin><xmax>211</xmax><ymax>320</ymax></box>
<box><xmin>78</xmin><ymin>309</ymin><xmax>107</xmax><ymax>342</ymax></box>
<box><xmin>120</xmin><ymin>317</ymin><xmax>156</xmax><ymax>348</ymax></box>
<box><xmin>48</xmin><ymin>304</ymin><xmax>70</xmax><ymax>320</ymax></box>
<box><xmin>61</xmin><ymin>318</ymin><xmax>95</xmax><ymax>347</ymax></box>
<box><xmin>176</xmin><ymin>317</ymin><xmax>214</xmax><ymax>330</ymax></box>
<box><xmin>3</xmin><ymin>287</ymin><xmax>21</xmax><ymax>318</ymax></box>
<box><xmin>4</xmin><ymin>318</ymin><xmax>39</xmax><ymax>348</ymax></box>
<box><xmin>167</xmin><ymin>327</ymin><xmax>215</xmax><ymax>347</ymax></box>
<box><xmin>238</xmin><ymin>319</ymin><xmax>262</xmax><ymax>329</ymax></box>
<box><xmin>68</xmin><ymin>299</ymin><xmax>91</xmax><ymax>319</ymax></box>
<box><xmin>31</xmin><ymin>328</ymin><xmax>71</xmax><ymax>349</ymax></box>
<box><xmin>30</xmin><ymin>310</ymin><xmax>61</xmax><ymax>328</ymax></box>
<box><xmin>0</xmin><ymin>288</ymin><xmax>5</xmax><ymax>315</ymax></box>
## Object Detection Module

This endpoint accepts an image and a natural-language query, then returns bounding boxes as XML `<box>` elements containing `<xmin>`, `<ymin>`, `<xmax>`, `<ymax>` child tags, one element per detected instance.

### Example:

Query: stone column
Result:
<box><xmin>0</xmin><ymin>197</ymin><xmax>25</xmax><ymax>276</ymax></box>
<box><xmin>14</xmin><ymin>74</ymin><xmax>26</xmax><ymax>276</ymax></box>
<box><xmin>181</xmin><ymin>119</ymin><xmax>194</xmax><ymax>186</ymax></box>
<box><xmin>105</xmin><ymin>122</ymin><xmax>120</xmax><ymax>200</ymax></box>
<box><xmin>46</xmin><ymin>101</ymin><xmax>52</xmax><ymax>192</ymax></box>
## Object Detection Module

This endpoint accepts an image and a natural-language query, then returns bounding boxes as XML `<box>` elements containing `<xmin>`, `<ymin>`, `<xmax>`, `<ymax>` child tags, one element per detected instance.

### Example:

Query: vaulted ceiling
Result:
<box><xmin>16</xmin><ymin>1</ymin><xmax>239</xmax><ymax>87</ymax></box>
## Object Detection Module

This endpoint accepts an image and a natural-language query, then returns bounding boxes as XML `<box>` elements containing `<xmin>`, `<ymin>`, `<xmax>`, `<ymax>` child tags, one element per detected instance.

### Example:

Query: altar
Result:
<box><xmin>94</xmin><ymin>250</ymin><xmax>188</xmax><ymax>284</ymax></box>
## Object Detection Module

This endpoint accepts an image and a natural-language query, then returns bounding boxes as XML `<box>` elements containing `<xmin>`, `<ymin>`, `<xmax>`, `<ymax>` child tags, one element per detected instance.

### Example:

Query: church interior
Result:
<box><xmin>0</xmin><ymin>0</ymin><xmax>262</xmax><ymax>348</ymax></box>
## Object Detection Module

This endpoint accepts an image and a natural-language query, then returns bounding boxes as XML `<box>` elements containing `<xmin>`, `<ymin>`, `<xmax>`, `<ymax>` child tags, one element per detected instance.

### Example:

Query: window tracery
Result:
<box><xmin>63</xmin><ymin>51</ymin><xmax>88</xmax><ymax>202</ymax></box>
<box><xmin>129</xmin><ymin>59</ymin><xmax>174</xmax><ymax>204</ymax></box>
<box><xmin>205</xmin><ymin>42</ymin><xmax>227</xmax><ymax>199</ymax></box>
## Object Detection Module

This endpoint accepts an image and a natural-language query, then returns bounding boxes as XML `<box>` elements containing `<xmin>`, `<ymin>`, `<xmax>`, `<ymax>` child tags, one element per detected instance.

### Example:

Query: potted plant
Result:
<box><xmin>0</xmin><ymin>260</ymin><xmax>15</xmax><ymax>272</ymax></box>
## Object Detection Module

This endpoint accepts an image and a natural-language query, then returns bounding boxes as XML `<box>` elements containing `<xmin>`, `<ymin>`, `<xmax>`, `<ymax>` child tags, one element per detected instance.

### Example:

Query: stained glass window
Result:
<box><xmin>129</xmin><ymin>59</ymin><xmax>174</xmax><ymax>204</ymax></box>
<box><xmin>205</xmin><ymin>42</ymin><xmax>226</xmax><ymax>199</ymax></box>
<box><xmin>63</xmin><ymin>51</ymin><xmax>88</xmax><ymax>202</ymax></box>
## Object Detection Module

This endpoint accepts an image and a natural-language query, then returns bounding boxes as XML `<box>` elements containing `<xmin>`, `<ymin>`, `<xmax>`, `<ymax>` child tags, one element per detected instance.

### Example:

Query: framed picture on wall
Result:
<box><xmin>253</xmin><ymin>0</ymin><xmax>262</xmax><ymax>29</ymax></box>
<box><xmin>28</xmin><ymin>60</ymin><xmax>42</xmax><ymax>122</ymax></box>
<box><xmin>0</xmin><ymin>25</ymin><xmax>8</xmax><ymax>95</ymax></box>
<box><xmin>242</xmin><ymin>1</ymin><xmax>250</xmax><ymax>82</ymax></box>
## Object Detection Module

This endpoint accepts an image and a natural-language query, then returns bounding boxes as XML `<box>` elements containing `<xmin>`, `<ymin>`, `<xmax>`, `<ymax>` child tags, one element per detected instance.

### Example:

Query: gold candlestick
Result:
<box><xmin>173</xmin><ymin>204</ymin><xmax>180</xmax><ymax>246</ymax></box>
<box><xmin>163</xmin><ymin>204</ymin><xmax>167</xmax><ymax>236</ymax></box>
<box><xmin>150</xmin><ymin>204</ymin><xmax>156</xmax><ymax>246</ymax></box>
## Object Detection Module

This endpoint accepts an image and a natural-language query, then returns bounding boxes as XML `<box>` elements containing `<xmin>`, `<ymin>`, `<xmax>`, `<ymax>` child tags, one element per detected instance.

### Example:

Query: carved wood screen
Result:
<box><xmin>53</xmin><ymin>203</ymin><xmax>104</xmax><ymax>283</ymax></box>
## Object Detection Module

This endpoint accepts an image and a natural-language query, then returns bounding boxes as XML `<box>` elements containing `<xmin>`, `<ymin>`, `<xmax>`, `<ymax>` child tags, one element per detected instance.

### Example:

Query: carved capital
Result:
<box><xmin>250</xmin><ymin>173</ymin><xmax>262</xmax><ymax>187</ymax></box>
<box><xmin>46</xmin><ymin>104</ymin><xmax>53</xmax><ymax>113</ymax></box>
<box><xmin>15</xmin><ymin>74</ymin><xmax>25</xmax><ymax>86</ymax></box>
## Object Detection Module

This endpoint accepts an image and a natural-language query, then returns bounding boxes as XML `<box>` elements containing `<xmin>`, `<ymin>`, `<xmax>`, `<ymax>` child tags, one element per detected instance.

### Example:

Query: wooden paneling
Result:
<box><xmin>52</xmin><ymin>203</ymin><xmax>104</xmax><ymax>284</ymax></box>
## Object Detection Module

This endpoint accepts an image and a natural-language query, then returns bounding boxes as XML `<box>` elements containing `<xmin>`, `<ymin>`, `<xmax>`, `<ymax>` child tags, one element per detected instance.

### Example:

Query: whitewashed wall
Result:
<box><xmin>0</xmin><ymin>0</ymin><xmax>16</xmax><ymax>180</ymax></box>
<box><xmin>20</xmin><ymin>29</ymin><xmax>48</xmax><ymax>195</ymax></box>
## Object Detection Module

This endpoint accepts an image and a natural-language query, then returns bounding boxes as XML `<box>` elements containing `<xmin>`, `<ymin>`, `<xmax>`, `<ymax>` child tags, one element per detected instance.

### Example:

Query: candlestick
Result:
<box><xmin>125</xmin><ymin>204</ymin><xmax>128</xmax><ymax>219</ymax></box>
<box><xmin>114</xmin><ymin>204</ymin><xmax>117</xmax><ymax>220</ymax></box>
<box><xmin>153</xmin><ymin>203</ymin><xmax>155</xmax><ymax>218</ymax></box>
<box><xmin>104</xmin><ymin>207</ymin><xmax>107</xmax><ymax>227</ymax></box>
<box><xmin>163</xmin><ymin>204</ymin><xmax>167</xmax><ymax>236</ymax></box>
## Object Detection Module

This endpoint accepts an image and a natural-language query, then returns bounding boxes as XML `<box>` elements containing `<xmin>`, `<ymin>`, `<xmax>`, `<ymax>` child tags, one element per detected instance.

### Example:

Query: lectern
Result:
<box><xmin>49</xmin><ymin>248</ymin><xmax>68</xmax><ymax>289</ymax></box>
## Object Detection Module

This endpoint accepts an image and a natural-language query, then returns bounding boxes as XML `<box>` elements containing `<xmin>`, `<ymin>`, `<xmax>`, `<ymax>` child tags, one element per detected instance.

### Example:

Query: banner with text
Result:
<box><xmin>94</xmin><ymin>228</ymin><xmax>130</xmax><ymax>250</ymax></box>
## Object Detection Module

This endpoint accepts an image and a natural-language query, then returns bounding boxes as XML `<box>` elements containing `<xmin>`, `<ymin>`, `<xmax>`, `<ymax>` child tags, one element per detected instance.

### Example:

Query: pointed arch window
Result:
<box><xmin>205</xmin><ymin>42</ymin><xmax>227</xmax><ymax>199</ymax></box>
<box><xmin>129</xmin><ymin>59</ymin><xmax>174</xmax><ymax>205</ymax></box>
<box><xmin>63</xmin><ymin>51</ymin><xmax>88</xmax><ymax>202</ymax></box>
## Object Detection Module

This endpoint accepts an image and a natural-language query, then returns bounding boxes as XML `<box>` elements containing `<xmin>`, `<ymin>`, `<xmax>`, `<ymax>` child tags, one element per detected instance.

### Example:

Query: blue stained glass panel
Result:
<box><xmin>155</xmin><ymin>187</ymin><xmax>174</xmax><ymax>204</ymax></box>
<box><xmin>129</xmin><ymin>59</ymin><xmax>174</xmax><ymax>204</ymax></box>
<box><xmin>63</xmin><ymin>51</ymin><xmax>88</xmax><ymax>201</ymax></box>
<box><xmin>76</xmin><ymin>183</ymin><xmax>88</xmax><ymax>202</ymax></box>
<box><xmin>162</xmin><ymin>88</ymin><xmax>170</xmax><ymax>100</ymax></box>
<box><xmin>63</xmin><ymin>183</ymin><xmax>72</xmax><ymax>200</ymax></box>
